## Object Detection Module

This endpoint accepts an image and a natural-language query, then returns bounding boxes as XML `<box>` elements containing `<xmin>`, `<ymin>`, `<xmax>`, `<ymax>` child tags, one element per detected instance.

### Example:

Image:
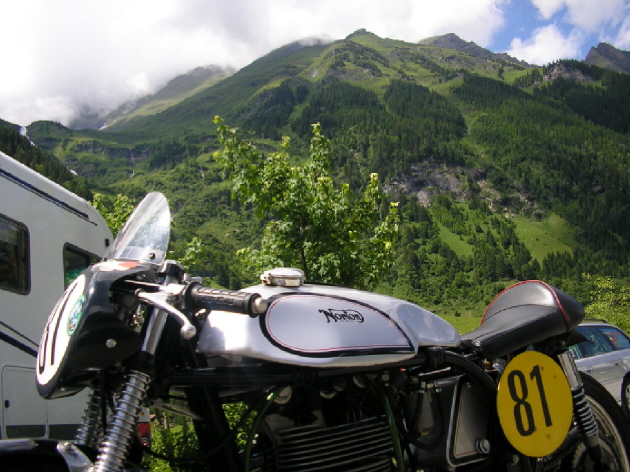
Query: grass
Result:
<box><xmin>436</xmin><ymin>222</ymin><xmax>474</xmax><ymax>257</ymax></box>
<box><xmin>512</xmin><ymin>214</ymin><xmax>573</xmax><ymax>263</ymax></box>
<box><xmin>439</xmin><ymin>313</ymin><xmax>483</xmax><ymax>334</ymax></box>
<box><xmin>540</xmin><ymin>214</ymin><xmax>576</xmax><ymax>246</ymax></box>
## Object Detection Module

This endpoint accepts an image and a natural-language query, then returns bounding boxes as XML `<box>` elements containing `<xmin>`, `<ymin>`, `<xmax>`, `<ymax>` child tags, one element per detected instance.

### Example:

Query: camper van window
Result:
<box><xmin>0</xmin><ymin>215</ymin><xmax>29</xmax><ymax>294</ymax></box>
<box><xmin>63</xmin><ymin>245</ymin><xmax>97</xmax><ymax>288</ymax></box>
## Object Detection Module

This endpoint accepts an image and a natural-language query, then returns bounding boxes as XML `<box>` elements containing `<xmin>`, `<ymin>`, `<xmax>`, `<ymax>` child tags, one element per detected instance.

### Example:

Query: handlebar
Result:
<box><xmin>186</xmin><ymin>283</ymin><xmax>268</xmax><ymax>317</ymax></box>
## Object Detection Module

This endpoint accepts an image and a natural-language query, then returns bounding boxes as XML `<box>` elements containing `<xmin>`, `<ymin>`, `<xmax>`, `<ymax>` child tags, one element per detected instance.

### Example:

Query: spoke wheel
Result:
<box><xmin>568</xmin><ymin>374</ymin><xmax>630</xmax><ymax>472</ymax></box>
<box><xmin>622</xmin><ymin>375</ymin><xmax>630</xmax><ymax>417</ymax></box>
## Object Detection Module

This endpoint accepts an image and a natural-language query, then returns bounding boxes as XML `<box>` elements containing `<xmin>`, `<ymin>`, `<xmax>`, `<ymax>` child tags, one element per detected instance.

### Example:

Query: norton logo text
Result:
<box><xmin>319</xmin><ymin>308</ymin><xmax>365</xmax><ymax>323</ymax></box>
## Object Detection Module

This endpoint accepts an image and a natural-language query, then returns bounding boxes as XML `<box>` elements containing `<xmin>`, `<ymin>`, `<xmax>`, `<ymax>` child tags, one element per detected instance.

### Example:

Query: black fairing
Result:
<box><xmin>460</xmin><ymin>280</ymin><xmax>585</xmax><ymax>359</ymax></box>
<box><xmin>37</xmin><ymin>261</ymin><xmax>153</xmax><ymax>398</ymax></box>
<box><xmin>70</xmin><ymin>264</ymin><xmax>148</xmax><ymax>369</ymax></box>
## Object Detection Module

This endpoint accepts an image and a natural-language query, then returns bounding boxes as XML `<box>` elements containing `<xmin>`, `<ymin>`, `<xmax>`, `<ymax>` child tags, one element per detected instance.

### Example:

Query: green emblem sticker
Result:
<box><xmin>67</xmin><ymin>294</ymin><xmax>85</xmax><ymax>336</ymax></box>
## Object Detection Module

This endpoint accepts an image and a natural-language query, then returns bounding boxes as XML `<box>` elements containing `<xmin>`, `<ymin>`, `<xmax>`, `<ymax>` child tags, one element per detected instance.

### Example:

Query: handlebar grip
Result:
<box><xmin>187</xmin><ymin>284</ymin><xmax>267</xmax><ymax>317</ymax></box>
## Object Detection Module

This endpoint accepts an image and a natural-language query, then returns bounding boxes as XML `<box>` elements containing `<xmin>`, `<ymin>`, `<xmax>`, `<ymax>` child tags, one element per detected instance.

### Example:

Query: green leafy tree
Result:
<box><xmin>178</xmin><ymin>236</ymin><xmax>204</xmax><ymax>272</ymax></box>
<box><xmin>142</xmin><ymin>411</ymin><xmax>201</xmax><ymax>472</ymax></box>
<box><xmin>214</xmin><ymin>117</ymin><xmax>399</xmax><ymax>290</ymax></box>
<box><xmin>92</xmin><ymin>193</ymin><xmax>136</xmax><ymax>236</ymax></box>
<box><xmin>583</xmin><ymin>274</ymin><xmax>630</xmax><ymax>333</ymax></box>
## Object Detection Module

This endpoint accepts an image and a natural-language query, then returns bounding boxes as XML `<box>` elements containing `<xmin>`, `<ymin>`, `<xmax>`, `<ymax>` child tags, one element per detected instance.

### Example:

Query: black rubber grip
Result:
<box><xmin>187</xmin><ymin>284</ymin><xmax>266</xmax><ymax>316</ymax></box>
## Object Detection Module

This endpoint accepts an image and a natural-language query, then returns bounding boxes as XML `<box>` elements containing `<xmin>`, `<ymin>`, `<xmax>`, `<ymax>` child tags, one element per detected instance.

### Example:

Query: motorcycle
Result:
<box><xmin>2</xmin><ymin>191</ymin><xmax>630</xmax><ymax>472</ymax></box>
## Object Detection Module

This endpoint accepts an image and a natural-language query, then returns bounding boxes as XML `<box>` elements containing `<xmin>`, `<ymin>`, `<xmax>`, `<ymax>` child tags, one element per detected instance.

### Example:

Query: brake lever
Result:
<box><xmin>137</xmin><ymin>290</ymin><xmax>197</xmax><ymax>340</ymax></box>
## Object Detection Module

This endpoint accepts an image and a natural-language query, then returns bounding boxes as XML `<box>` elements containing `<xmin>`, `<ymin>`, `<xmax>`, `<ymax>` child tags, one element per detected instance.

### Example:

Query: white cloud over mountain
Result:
<box><xmin>0</xmin><ymin>0</ymin><xmax>627</xmax><ymax>126</ymax></box>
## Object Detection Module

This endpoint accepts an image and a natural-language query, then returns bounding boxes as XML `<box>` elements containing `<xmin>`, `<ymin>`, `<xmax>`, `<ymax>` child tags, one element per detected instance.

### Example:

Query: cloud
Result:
<box><xmin>510</xmin><ymin>0</ymin><xmax>630</xmax><ymax>64</ymax></box>
<box><xmin>563</xmin><ymin>0</ymin><xmax>627</xmax><ymax>34</ymax></box>
<box><xmin>614</xmin><ymin>15</ymin><xmax>630</xmax><ymax>48</ymax></box>
<box><xmin>0</xmin><ymin>0</ymin><xmax>510</xmax><ymax>126</ymax></box>
<box><xmin>532</xmin><ymin>0</ymin><xmax>629</xmax><ymax>35</ymax></box>
<box><xmin>531</xmin><ymin>0</ymin><xmax>567</xmax><ymax>20</ymax></box>
<box><xmin>4</xmin><ymin>97</ymin><xmax>78</xmax><ymax>129</ymax></box>
<box><xmin>507</xmin><ymin>24</ymin><xmax>583</xmax><ymax>64</ymax></box>
<box><xmin>402</xmin><ymin>0</ymin><xmax>506</xmax><ymax>47</ymax></box>
<box><xmin>1</xmin><ymin>0</ymin><xmax>259</xmax><ymax>126</ymax></box>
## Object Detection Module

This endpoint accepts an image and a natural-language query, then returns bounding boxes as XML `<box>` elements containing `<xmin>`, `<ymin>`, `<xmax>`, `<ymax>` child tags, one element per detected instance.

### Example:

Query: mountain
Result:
<box><xmin>418</xmin><ymin>33</ymin><xmax>533</xmax><ymax>68</ymax></box>
<box><xmin>0</xmin><ymin>122</ymin><xmax>93</xmax><ymax>199</ymax></box>
<box><xmin>7</xmin><ymin>29</ymin><xmax>630</xmax><ymax>313</ymax></box>
<box><xmin>0</xmin><ymin>118</ymin><xmax>20</xmax><ymax>132</ymax></box>
<box><xmin>98</xmin><ymin>37</ymin><xmax>332</xmax><ymax>139</ymax></box>
<box><xmin>78</xmin><ymin>29</ymin><xmax>532</xmax><ymax>143</ymax></box>
<box><xmin>69</xmin><ymin>65</ymin><xmax>235</xmax><ymax>130</ymax></box>
<box><xmin>585</xmin><ymin>43</ymin><xmax>630</xmax><ymax>74</ymax></box>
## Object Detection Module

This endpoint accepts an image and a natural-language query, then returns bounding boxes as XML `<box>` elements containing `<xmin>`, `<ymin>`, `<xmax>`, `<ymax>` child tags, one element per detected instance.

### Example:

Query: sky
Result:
<box><xmin>1</xmin><ymin>0</ymin><xmax>628</xmax><ymax>127</ymax></box>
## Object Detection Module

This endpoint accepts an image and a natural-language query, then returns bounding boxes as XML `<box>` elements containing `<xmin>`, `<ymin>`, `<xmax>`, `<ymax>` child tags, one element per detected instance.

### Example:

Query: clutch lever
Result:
<box><xmin>137</xmin><ymin>289</ymin><xmax>197</xmax><ymax>340</ymax></box>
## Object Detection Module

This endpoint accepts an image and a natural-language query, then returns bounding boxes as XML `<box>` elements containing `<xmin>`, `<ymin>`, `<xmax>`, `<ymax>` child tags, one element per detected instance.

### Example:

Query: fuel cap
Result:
<box><xmin>260</xmin><ymin>267</ymin><xmax>305</xmax><ymax>287</ymax></box>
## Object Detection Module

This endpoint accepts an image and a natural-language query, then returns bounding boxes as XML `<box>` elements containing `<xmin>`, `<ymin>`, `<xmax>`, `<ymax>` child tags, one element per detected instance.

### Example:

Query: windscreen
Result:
<box><xmin>103</xmin><ymin>192</ymin><xmax>170</xmax><ymax>265</ymax></box>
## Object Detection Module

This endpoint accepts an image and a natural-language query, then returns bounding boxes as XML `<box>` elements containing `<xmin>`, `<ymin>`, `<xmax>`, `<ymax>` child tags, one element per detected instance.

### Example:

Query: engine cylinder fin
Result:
<box><xmin>273</xmin><ymin>417</ymin><xmax>392</xmax><ymax>472</ymax></box>
<box><xmin>277</xmin><ymin>427</ymin><xmax>390</xmax><ymax>455</ymax></box>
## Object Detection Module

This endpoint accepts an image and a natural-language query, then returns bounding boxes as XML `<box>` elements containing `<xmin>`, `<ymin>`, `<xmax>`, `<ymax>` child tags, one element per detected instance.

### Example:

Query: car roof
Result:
<box><xmin>578</xmin><ymin>319</ymin><xmax>620</xmax><ymax>328</ymax></box>
<box><xmin>580</xmin><ymin>318</ymin><xmax>614</xmax><ymax>326</ymax></box>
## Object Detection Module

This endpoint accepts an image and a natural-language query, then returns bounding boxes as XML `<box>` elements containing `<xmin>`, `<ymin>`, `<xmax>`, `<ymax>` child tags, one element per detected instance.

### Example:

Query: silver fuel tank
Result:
<box><xmin>196</xmin><ymin>269</ymin><xmax>460</xmax><ymax>368</ymax></box>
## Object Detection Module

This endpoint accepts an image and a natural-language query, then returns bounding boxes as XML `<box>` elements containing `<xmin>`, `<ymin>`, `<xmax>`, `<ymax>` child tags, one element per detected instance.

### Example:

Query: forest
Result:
<box><xmin>0</xmin><ymin>124</ymin><xmax>93</xmax><ymax>200</ymax></box>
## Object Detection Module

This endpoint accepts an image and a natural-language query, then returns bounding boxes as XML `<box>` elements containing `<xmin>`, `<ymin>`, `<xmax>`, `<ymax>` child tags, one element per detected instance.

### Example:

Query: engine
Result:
<box><xmin>249</xmin><ymin>376</ymin><xmax>394</xmax><ymax>472</ymax></box>
<box><xmin>247</xmin><ymin>370</ymin><xmax>492</xmax><ymax>471</ymax></box>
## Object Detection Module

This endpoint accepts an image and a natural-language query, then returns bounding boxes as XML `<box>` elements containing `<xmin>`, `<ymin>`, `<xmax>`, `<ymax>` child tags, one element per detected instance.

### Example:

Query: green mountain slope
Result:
<box><xmin>102</xmin><ymin>39</ymin><xmax>331</xmax><ymax>140</ymax></box>
<box><xmin>11</xmin><ymin>30</ymin><xmax>630</xmax><ymax>313</ymax></box>
<box><xmin>97</xmin><ymin>65</ymin><xmax>235</xmax><ymax>130</ymax></box>
<box><xmin>0</xmin><ymin>124</ymin><xmax>93</xmax><ymax>199</ymax></box>
<box><xmin>91</xmin><ymin>30</ymin><xmax>528</xmax><ymax>140</ymax></box>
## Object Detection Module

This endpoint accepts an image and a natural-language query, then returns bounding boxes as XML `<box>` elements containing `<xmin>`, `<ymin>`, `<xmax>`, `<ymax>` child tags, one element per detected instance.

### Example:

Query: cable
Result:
<box><xmin>140</xmin><ymin>386</ymin><xmax>285</xmax><ymax>466</ymax></box>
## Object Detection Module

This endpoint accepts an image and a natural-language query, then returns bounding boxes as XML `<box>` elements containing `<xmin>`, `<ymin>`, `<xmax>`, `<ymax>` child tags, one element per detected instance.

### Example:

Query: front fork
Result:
<box><xmin>93</xmin><ymin>368</ymin><xmax>152</xmax><ymax>472</ymax></box>
<box><xmin>72</xmin><ymin>354</ymin><xmax>153</xmax><ymax>472</ymax></box>
<box><xmin>89</xmin><ymin>289</ymin><xmax>170</xmax><ymax>472</ymax></box>
<box><xmin>86</xmin><ymin>261</ymin><xmax>195</xmax><ymax>472</ymax></box>
<box><xmin>75</xmin><ymin>384</ymin><xmax>105</xmax><ymax>450</ymax></box>
<box><xmin>557</xmin><ymin>351</ymin><xmax>605</xmax><ymax>465</ymax></box>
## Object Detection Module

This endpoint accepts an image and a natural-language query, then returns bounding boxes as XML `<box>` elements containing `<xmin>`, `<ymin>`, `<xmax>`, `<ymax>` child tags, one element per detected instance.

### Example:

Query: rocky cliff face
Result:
<box><xmin>544</xmin><ymin>62</ymin><xmax>594</xmax><ymax>82</ymax></box>
<box><xmin>585</xmin><ymin>43</ymin><xmax>630</xmax><ymax>74</ymax></box>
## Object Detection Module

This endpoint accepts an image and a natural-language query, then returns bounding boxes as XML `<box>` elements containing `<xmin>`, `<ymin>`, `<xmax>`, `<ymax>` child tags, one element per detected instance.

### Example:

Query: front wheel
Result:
<box><xmin>621</xmin><ymin>375</ymin><xmax>630</xmax><ymax>417</ymax></box>
<box><xmin>567</xmin><ymin>373</ymin><xmax>630</xmax><ymax>472</ymax></box>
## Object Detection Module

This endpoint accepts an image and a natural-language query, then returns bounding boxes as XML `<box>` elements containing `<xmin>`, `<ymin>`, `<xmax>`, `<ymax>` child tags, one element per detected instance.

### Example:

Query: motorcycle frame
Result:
<box><xmin>142</xmin><ymin>327</ymin><xmax>507</xmax><ymax>472</ymax></box>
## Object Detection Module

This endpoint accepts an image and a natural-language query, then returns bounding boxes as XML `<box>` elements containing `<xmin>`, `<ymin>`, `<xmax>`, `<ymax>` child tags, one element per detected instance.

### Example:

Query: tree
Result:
<box><xmin>213</xmin><ymin>117</ymin><xmax>399</xmax><ymax>290</ymax></box>
<box><xmin>92</xmin><ymin>193</ymin><xmax>136</xmax><ymax>236</ymax></box>
<box><xmin>583</xmin><ymin>274</ymin><xmax>630</xmax><ymax>333</ymax></box>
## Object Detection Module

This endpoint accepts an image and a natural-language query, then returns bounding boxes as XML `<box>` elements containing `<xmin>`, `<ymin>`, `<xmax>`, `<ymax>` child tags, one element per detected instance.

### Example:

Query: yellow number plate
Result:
<box><xmin>497</xmin><ymin>351</ymin><xmax>573</xmax><ymax>457</ymax></box>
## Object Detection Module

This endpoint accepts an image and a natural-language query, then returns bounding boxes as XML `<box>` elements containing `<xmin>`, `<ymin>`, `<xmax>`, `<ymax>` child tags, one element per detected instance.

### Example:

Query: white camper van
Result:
<box><xmin>0</xmin><ymin>150</ymin><xmax>112</xmax><ymax>440</ymax></box>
